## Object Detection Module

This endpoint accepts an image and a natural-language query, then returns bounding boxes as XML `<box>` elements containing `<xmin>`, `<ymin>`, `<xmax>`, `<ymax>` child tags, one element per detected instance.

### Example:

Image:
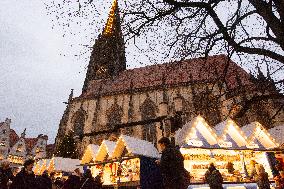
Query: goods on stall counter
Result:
<box><xmin>184</xmin><ymin>153</ymin><xmax>242</xmax><ymax>162</ymax></box>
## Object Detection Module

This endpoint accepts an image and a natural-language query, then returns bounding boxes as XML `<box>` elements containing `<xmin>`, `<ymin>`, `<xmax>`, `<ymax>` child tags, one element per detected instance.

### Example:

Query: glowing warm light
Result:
<box><xmin>255</xmin><ymin>125</ymin><xmax>277</xmax><ymax>149</ymax></box>
<box><xmin>195</xmin><ymin>119</ymin><xmax>217</xmax><ymax>145</ymax></box>
<box><xmin>227</xmin><ymin>122</ymin><xmax>247</xmax><ymax>147</ymax></box>
<box><xmin>103</xmin><ymin>0</ymin><xmax>117</xmax><ymax>35</ymax></box>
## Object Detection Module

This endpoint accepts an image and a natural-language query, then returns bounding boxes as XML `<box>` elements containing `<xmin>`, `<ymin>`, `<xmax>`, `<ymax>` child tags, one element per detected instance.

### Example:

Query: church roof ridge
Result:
<box><xmin>80</xmin><ymin>54</ymin><xmax>253</xmax><ymax>99</ymax></box>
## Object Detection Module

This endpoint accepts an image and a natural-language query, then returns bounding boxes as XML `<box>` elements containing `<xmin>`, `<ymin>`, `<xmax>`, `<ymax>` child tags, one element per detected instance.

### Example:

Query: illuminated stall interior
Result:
<box><xmin>89</xmin><ymin>140</ymin><xmax>116</xmax><ymax>179</ymax></box>
<box><xmin>33</xmin><ymin>159</ymin><xmax>44</xmax><ymax>175</ymax></box>
<box><xmin>8</xmin><ymin>155</ymin><xmax>25</xmax><ymax>165</ymax></box>
<box><xmin>176</xmin><ymin>116</ymin><xmax>279</xmax><ymax>183</ymax></box>
<box><xmin>82</xmin><ymin>135</ymin><xmax>160</xmax><ymax>186</ymax></box>
<box><xmin>32</xmin><ymin>157</ymin><xmax>83</xmax><ymax>178</ymax></box>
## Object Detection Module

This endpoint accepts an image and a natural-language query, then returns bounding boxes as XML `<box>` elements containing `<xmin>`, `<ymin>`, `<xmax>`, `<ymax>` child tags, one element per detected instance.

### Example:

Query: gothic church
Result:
<box><xmin>54</xmin><ymin>0</ymin><xmax>284</xmax><ymax>157</ymax></box>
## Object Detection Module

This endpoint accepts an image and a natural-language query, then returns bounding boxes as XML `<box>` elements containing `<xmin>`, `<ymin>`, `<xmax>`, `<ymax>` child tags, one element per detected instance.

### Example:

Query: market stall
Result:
<box><xmin>33</xmin><ymin>159</ymin><xmax>44</xmax><ymax>175</ymax></box>
<box><xmin>242</xmin><ymin>122</ymin><xmax>279</xmax><ymax>150</ymax></box>
<box><xmin>268</xmin><ymin>125</ymin><xmax>284</xmax><ymax>170</ymax></box>
<box><xmin>82</xmin><ymin>135</ymin><xmax>162</xmax><ymax>189</ymax></box>
<box><xmin>81</xmin><ymin>144</ymin><xmax>100</xmax><ymax>164</ymax></box>
<box><xmin>269</xmin><ymin>125</ymin><xmax>284</xmax><ymax>149</ymax></box>
<box><xmin>88</xmin><ymin>140</ymin><xmax>116</xmax><ymax>177</ymax></box>
<box><xmin>46</xmin><ymin>157</ymin><xmax>82</xmax><ymax>178</ymax></box>
<box><xmin>175</xmin><ymin>116</ymin><xmax>279</xmax><ymax>189</ymax></box>
<box><xmin>33</xmin><ymin>159</ymin><xmax>51</xmax><ymax>175</ymax></box>
<box><xmin>214</xmin><ymin>119</ymin><xmax>248</xmax><ymax>149</ymax></box>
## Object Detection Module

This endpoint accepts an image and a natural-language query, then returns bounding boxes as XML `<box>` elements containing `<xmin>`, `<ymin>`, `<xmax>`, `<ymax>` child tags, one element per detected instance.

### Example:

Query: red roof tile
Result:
<box><xmin>9</xmin><ymin>129</ymin><xmax>19</xmax><ymax>147</ymax></box>
<box><xmin>46</xmin><ymin>144</ymin><xmax>54</xmax><ymax>158</ymax></box>
<box><xmin>81</xmin><ymin>55</ymin><xmax>252</xmax><ymax>98</ymax></box>
<box><xmin>24</xmin><ymin>138</ymin><xmax>38</xmax><ymax>152</ymax></box>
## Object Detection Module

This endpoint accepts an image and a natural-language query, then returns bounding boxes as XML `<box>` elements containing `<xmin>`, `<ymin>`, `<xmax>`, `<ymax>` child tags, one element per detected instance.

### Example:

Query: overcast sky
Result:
<box><xmin>0</xmin><ymin>0</ymin><xmax>283</xmax><ymax>144</ymax></box>
<box><xmin>0</xmin><ymin>0</ymin><xmax>87</xmax><ymax>143</ymax></box>
<box><xmin>0</xmin><ymin>0</ymin><xmax>149</xmax><ymax>143</ymax></box>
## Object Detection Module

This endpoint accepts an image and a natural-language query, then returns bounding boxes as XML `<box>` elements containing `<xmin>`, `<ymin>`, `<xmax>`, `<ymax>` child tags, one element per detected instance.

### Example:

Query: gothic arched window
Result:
<box><xmin>140</xmin><ymin>97</ymin><xmax>157</xmax><ymax>144</ymax></box>
<box><xmin>72</xmin><ymin>109</ymin><xmax>87</xmax><ymax>136</ymax></box>
<box><xmin>107</xmin><ymin>104</ymin><xmax>123</xmax><ymax>126</ymax></box>
<box><xmin>106</xmin><ymin>103</ymin><xmax>123</xmax><ymax>140</ymax></box>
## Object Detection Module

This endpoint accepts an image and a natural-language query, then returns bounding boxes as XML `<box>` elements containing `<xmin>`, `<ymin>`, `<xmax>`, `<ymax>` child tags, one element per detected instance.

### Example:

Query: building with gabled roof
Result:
<box><xmin>54</xmin><ymin>0</ymin><xmax>284</xmax><ymax>158</ymax></box>
<box><xmin>0</xmin><ymin>118</ymin><xmax>50</xmax><ymax>165</ymax></box>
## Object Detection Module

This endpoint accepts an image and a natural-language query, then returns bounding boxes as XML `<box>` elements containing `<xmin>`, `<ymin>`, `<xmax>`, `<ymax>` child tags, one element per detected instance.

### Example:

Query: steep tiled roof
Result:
<box><xmin>9</xmin><ymin>129</ymin><xmax>19</xmax><ymax>147</ymax></box>
<box><xmin>25</xmin><ymin>138</ymin><xmax>38</xmax><ymax>152</ymax></box>
<box><xmin>81</xmin><ymin>55</ymin><xmax>252</xmax><ymax>98</ymax></box>
<box><xmin>46</xmin><ymin>144</ymin><xmax>55</xmax><ymax>158</ymax></box>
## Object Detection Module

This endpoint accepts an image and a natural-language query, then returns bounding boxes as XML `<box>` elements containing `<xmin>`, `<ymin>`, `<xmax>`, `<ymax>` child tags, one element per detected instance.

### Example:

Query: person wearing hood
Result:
<box><xmin>205</xmin><ymin>163</ymin><xmax>223</xmax><ymax>189</ymax></box>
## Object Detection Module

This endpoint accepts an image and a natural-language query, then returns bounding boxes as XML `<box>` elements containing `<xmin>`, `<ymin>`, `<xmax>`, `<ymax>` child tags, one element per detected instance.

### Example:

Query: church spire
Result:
<box><xmin>82</xmin><ymin>0</ymin><xmax>126</xmax><ymax>93</ymax></box>
<box><xmin>103</xmin><ymin>0</ymin><xmax>118</xmax><ymax>36</ymax></box>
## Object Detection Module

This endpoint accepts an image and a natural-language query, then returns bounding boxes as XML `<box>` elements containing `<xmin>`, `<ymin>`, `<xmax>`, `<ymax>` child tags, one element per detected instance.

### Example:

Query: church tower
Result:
<box><xmin>82</xmin><ymin>0</ymin><xmax>126</xmax><ymax>92</ymax></box>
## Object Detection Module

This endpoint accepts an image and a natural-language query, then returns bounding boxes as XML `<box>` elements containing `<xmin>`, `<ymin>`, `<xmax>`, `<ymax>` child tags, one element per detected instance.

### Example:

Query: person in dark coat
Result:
<box><xmin>205</xmin><ymin>163</ymin><xmax>223</xmax><ymax>189</ymax></box>
<box><xmin>93</xmin><ymin>172</ymin><xmax>103</xmax><ymax>189</ymax></box>
<box><xmin>62</xmin><ymin>168</ymin><xmax>82</xmax><ymax>189</ymax></box>
<box><xmin>37</xmin><ymin>171</ymin><xmax>52</xmax><ymax>189</ymax></box>
<box><xmin>53</xmin><ymin>177</ymin><xmax>64</xmax><ymax>189</ymax></box>
<box><xmin>255</xmin><ymin>164</ymin><xmax>271</xmax><ymax>189</ymax></box>
<box><xmin>0</xmin><ymin>160</ymin><xmax>14</xmax><ymax>189</ymax></box>
<box><xmin>10</xmin><ymin>159</ymin><xmax>37</xmax><ymax>189</ymax></box>
<box><xmin>80</xmin><ymin>169</ymin><xmax>100</xmax><ymax>189</ymax></box>
<box><xmin>156</xmin><ymin>137</ymin><xmax>189</xmax><ymax>189</ymax></box>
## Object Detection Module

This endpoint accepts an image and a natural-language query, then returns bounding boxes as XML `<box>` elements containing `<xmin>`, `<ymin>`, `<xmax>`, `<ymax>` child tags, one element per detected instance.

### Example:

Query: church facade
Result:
<box><xmin>54</xmin><ymin>0</ymin><xmax>284</xmax><ymax>157</ymax></box>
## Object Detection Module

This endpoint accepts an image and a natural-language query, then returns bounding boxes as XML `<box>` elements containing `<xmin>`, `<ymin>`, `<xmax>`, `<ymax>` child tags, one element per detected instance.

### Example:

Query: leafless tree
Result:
<box><xmin>45</xmin><ymin>0</ymin><xmax>284</xmax><ymax>126</ymax></box>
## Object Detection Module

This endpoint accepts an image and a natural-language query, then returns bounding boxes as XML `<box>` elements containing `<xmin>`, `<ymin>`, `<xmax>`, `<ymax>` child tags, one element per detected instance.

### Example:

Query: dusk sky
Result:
<box><xmin>0</xmin><ymin>0</ymin><xmax>283</xmax><ymax>144</ymax></box>
<box><xmin>0</xmin><ymin>0</ymin><xmax>150</xmax><ymax>143</ymax></box>
<box><xmin>0</xmin><ymin>0</ymin><xmax>91</xmax><ymax>143</ymax></box>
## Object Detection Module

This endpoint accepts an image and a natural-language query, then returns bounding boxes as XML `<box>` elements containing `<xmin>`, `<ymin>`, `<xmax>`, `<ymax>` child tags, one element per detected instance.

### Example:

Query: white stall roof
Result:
<box><xmin>242</xmin><ymin>122</ymin><xmax>278</xmax><ymax>149</ymax></box>
<box><xmin>269</xmin><ymin>125</ymin><xmax>284</xmax><ymax>148</ymax></box>
<box><xmin>214</xmin><ymin>119</ymin><xmax>248</xmax><ymax>148</ymax></box>
<box><xmin>112</xmin><ymin>135</ymin><xmax>160</xmax><ymax>159</ymax></box>
<box><xmin>81</xmin><ymin>144</ymin><xmax>100</xmax><ymax>164</ymax></box>
<box><xmin>95</xmin><ymin>140</ymin><xmax>116</xmax><ymax>162</ymax></box>
<box><xmin>48</xmin><ymin>157</ymin><xmax>82</xmax><ymax>173</ymax></box>
<box><xmin>175</xmin><ymin>115</ymin><xmax>218</xmax><ymax>148</ymax></box>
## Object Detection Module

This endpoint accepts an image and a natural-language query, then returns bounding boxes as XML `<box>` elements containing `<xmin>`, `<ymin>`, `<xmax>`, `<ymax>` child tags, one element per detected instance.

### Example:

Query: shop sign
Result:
<box><xmin>187</xmin><ymin>139</ymin><xmax>203</xmax><ymax>147</ymax></box>
<box><xmin>246</xmin><ymin>143</ymin><xmax>259</xmax><ymax>149</ymax></box>
<box><xmin>218</xmin><ymin>141</ymin><xmax>232</xmax><ymax>148</ymax></box>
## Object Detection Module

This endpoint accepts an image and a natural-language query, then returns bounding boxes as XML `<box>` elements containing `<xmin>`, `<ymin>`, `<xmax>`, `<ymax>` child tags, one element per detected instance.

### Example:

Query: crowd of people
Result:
<box><xmin>1</xmin><ymin>137</ymin><xmax>284</xmax><ymax>189</ymax></box>
<box><xmin>0</xmin><ymin>159</ymin><xmax>103</xmax><ymax>189</ymax></box>
<box><xmin>203</xmin><ymin>160</ymin><xmax>284</xmax><ymax>189</ymax></box>
<box><xmin>157</xmin><ymin>137</ymin><xmax>284</xmax><ymax>189</ymax></box>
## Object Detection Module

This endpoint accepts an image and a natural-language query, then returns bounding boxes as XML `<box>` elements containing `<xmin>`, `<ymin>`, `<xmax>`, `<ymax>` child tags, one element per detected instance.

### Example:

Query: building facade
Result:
<box><xmin>54</xmin><ymin>0</ymin><xmax>284</xmax><ymax>157</ymax></box>
<box><xmin>0</xmin><ymin>119</ymin><xmax>49</xmax><ymax>165</ymax></box>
